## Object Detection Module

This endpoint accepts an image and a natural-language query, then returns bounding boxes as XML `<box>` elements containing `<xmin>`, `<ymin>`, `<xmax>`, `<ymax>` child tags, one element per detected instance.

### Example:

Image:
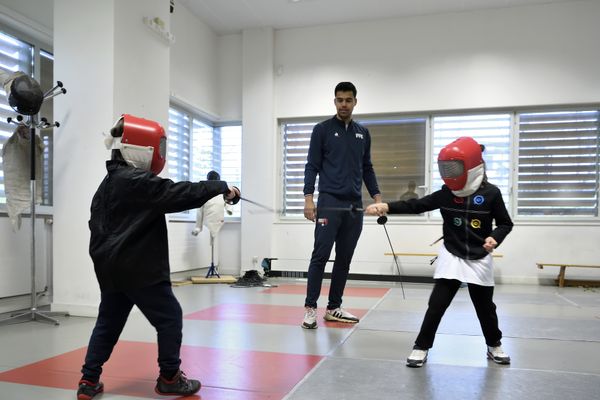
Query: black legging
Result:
<box><xmin>414</xmin><ymin>278</ymin><xmax>502</xmax><ymax>349</ymax></box>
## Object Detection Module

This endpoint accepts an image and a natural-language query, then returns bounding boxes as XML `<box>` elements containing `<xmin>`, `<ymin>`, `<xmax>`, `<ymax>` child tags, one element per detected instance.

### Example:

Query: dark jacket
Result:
<box><xmin>88</xmin><ymin>160</ymin><xmax>229</xmax><ymax>292</ymax></box>
<box><xmin>387</xmin><ymin>182</ymin><xmax>513</xmax><ymax>260</ymax></box>
<box><xmin>304</xmin><ymin>116</ymin><xmax>380</xmax><ymax>201</ymax></box>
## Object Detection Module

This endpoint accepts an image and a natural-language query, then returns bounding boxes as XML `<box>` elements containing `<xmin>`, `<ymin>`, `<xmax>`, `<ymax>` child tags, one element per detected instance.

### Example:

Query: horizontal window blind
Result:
<box><xmin>191</xmin><ymin>117</ymin><xmax>215</xmax><ymax>181</ymax></box>
<box><xmin>0</xmin><ymin>31</ymin><xmax>33</xmax><ymax>204</ymax></box>
<box><xmin>169</xmin><ymin>105</ymin><xmax>243</xmax><ymax>219</ymax></box>
<box><xmin>283</xmin><ymin>121</ymin><xmax>318</xmax><ymax>216</ymax></box>
<box><xmin>218</xmin><ymin>125</ymin><xmax>242</xmax><ymax>217</ymax></box>
<box><xmin>517</xmin><ymin>110</ymin><xmax>599</xmax><ymax>216</ymax></box>
<box><xmin>167</xmin><ymin>107</ymin><xmax>190</xmax><ymax>183</ymax></box>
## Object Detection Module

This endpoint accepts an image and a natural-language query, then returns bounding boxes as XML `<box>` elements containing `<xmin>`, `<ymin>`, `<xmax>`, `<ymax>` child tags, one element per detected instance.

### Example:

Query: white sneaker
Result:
<box><xmin>406</xmin><ymin>349</ymin><xmax>428</xmax><ymax>367</ymax></box>
<box><xmin>324</xmin><ymin>307</ymin><xmax>359</xmax><ymax>323</ymax></box>
<box><xmin>487</xmin><ymin>345</ymin><xmax>511</xmax><ymax>364</ymax></box>
<box><xmin>301</xmin><ymin>307</ymin><xmax>317</xmax><ymax>329</ymax></box>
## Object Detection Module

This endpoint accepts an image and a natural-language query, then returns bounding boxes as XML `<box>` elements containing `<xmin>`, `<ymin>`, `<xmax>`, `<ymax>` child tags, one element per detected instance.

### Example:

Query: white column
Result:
<box><xmin>52</xmin><ymin>0</ymin><xmax>170</xmax><ymax>315</ymax></box>
<box><xmin>240</xmin><ymin>28</ymin><xmax>275</xmax><ymax>273</ymax></box>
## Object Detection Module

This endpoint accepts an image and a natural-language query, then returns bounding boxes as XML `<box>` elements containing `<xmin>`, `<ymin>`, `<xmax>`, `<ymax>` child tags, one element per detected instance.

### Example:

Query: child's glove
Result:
<box><xmin>225</xmin><ymin>186</ymin><xmax>241</xmax><ymax>205</ymax></box>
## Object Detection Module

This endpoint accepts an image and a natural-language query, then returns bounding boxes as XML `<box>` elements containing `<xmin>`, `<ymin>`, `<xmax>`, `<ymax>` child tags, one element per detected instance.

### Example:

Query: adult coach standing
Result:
<box><xmin>302</xmin><ymin>82</ymin><xmax>381</xmax><ymax>329</ymax></box>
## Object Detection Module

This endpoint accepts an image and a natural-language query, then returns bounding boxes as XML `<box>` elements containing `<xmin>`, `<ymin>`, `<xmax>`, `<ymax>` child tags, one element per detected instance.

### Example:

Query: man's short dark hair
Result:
<box><xmin>207</xmin><ymin>170</ymin><xmax>220</xmax><ymax>180</ymax></box>
<box><xmin>335</xmin><ymin>82</ymin><xmax>357</xmax><ymax>97</ymax></box>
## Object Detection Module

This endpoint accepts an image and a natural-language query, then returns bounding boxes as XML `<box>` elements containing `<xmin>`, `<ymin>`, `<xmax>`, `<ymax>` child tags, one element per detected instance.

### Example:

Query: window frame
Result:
<box><xmin>279</xmin><ymin>104</ymin><xmax>600</xmax><ymax>224</ymax></box>
<box><xmin>167</xmin><ymin>102</ymin><xmax>242</xmax><ymax>222</ymax></box>
<box><xmin>513</xmin><ymin>106</ymin><xmax>600</xmax><ymax>221</ymax></box>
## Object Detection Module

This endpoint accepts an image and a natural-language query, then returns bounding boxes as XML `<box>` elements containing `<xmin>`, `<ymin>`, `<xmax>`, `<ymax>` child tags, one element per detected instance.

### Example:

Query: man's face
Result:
<box><xmin>334</xmin><ymin>91</ymin><xmax>357</xmax><ymax>120</ymax></box>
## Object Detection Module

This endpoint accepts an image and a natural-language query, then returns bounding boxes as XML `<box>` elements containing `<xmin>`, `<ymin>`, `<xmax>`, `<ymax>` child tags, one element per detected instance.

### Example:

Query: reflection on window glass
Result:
<box><xmin>359</xmin><ymin>117</ymin><xmax>427</xmax><ymax>207</ymax></box>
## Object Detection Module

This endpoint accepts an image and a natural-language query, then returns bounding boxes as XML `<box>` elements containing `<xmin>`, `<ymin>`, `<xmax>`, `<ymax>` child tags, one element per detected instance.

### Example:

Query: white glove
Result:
<box><xmin>191</xmin><ymin>228</ymin><xmax>201</xmax><ymax>236</ymax></box>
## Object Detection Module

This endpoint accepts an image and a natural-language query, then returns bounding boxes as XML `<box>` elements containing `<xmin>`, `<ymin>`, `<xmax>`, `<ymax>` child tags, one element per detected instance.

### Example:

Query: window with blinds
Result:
<box><xmin>282</xmin><ymin>121</ymin><xmax>317</xmax><ymax>216</ymax></box>
<box><xmin>167</xmin><ymin>107</ymin><xmax>191</xmax><ymax>183</ymax></box>
<box><xmin>517</xmin><ymin>110</ymin><xmax>599</xmax><ymax>216</ymax></box>
<box><xmin>168</xmin><ymin>105</ymin><xmax>242</xmax><ymax>218</ymax></box>
<box><xmin>432</xmin><ymin>114</ymin><xmax>512</xmax><ymax>206</ymax></box>
<box><xmin>217</xmin><ymin>125</ymin><xmax>242</xmax><ymax>217</ymax></box>
<box><xmin>0</xmin><ymin>30</ymin><xmax>33</xmax><ymax>205</ymax></box>
<box><xmin>281</xmin><ymin>117</ymin><xmax>427</xmax><ymax>216</ymax></box>
<box><xmin>0</xmin><ymin>29</ymin><xmax>53</xmax><ymax>206</ymax></box>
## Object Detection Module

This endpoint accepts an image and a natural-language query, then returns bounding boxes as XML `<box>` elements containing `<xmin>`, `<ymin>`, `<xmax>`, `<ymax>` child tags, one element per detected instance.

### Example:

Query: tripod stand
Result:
<box><xmin>0</xmin><ymin>82</ymin><xmax>69</xmax><ymax>326</ymax></box>
<box><xmin>205</xmin><ymin>236</ymin><xmax>220</xmax><ymax>278</ymax></box>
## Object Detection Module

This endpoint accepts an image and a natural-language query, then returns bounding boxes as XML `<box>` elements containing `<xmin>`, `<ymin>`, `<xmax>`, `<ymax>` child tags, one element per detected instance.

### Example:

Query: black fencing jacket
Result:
<box><xmin>387</xmin><ymin>182</ymin><xmax>513</xmax><ymax>260</ymax></box>
<box><xmin>88</xmin><ymin>160</ymin><xmax>229</xmax><ymax>292</ymax></box>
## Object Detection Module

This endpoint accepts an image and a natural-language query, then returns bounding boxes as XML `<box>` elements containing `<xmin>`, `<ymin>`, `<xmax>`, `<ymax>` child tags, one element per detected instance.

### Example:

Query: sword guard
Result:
<box><xmin>225</xmin><ymin>186</ymin><xmax>241</xmax><ymax>205</ymax></box>
<box><xmin>377</xmin><ymin>215</ymin><xmax>388</xmax><ymax>225</ymax></box>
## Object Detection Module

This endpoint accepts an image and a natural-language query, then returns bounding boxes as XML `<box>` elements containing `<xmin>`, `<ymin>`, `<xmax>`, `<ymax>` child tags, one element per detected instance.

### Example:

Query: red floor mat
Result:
<box><xmin>0</xmin><ymin>340</ymin><xmax>322</xmax><ymax>399</ymax></box>
<box><xmin>260</xmin><ymin>284</ymin><xmax>390</xmax><ymax>297</ymax></box>
<box><xmin>185</xmin><ymin>303</ymin><xmax>368</xmax><ymax>328</ymax></box>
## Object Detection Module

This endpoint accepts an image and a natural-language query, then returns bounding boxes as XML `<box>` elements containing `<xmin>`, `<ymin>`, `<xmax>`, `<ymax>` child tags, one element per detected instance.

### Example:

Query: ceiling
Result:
<box><xmin>177</xmin><ymin>0</ymin><xmax>578</xmax><ymax>35</ymax></box>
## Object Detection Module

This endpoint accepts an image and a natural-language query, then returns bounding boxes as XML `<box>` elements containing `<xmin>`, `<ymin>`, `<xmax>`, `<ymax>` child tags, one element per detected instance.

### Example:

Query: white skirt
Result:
<box><xmin>434</xmin><ymin>245</ymin><xmax>495</xmax><ymax>286</ymax></box>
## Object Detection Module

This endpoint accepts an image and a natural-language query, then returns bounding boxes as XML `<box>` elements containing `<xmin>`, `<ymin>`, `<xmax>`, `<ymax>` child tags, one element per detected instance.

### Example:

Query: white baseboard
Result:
<box><xmin>50</xmin><ymin>303</ymin><xmax>98</xmax><ymax>318</ymax></box>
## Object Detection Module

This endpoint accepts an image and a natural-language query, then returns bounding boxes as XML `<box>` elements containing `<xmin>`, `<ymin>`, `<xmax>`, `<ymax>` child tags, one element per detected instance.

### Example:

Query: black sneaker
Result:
<box><xmin>77</xmin><ymin>379</ymin><xmax>104</xmax><ymax>400</ymax></box>
<box><xmin>155</xmin><ymin>370</ymin><xmax>201</xmax><ymax>396</ymax></box>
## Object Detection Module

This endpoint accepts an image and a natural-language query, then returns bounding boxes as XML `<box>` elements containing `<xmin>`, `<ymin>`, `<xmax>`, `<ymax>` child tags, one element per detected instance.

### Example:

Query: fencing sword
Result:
<box><xmin>239</xmin><ymin>196</ymin><xmax>364</xmax><ymax>214</ymax></box>
<box><xmin>377</xmin><ymin>215</ymin><xmax>406</xmax><ymax>299</ymax></box>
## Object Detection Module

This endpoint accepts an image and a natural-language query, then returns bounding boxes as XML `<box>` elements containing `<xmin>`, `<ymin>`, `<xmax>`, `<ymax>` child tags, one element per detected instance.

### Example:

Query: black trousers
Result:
<box><xmin>414</xmin><ymin>278</ymin><xmax>503</xmax><ymax>349</ymax></box>
<box><xmin>305</xmin><ymin>193</ymin><xmax>363</xmax><ymax>310</ymax></box>
<box><xmin>81</xmin><ymin>281</ymin><xmax>183</xmax><ymax>382</ymax></box>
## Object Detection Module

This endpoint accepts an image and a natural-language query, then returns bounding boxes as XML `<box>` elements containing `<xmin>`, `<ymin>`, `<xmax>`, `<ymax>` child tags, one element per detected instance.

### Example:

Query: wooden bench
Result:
<box><xmin>536</xmin><ymin>263</ymin><xmax>600</xmax><ymax>287</ymax></box>
<box><xmin>385</xmin><ymin>252</ymin><xmax>503</xmax><ymax>266</ymax></box>
<box><xmin>385</xmin><ymin>252</ymin><xmax>503</xmax><ymax>257</ymax></box>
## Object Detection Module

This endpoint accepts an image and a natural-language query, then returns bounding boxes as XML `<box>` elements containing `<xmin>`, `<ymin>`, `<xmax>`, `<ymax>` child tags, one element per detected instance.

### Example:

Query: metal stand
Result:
<box><xmin>205</xmin><ymin>236</ymin><xmax>220</xmax><ymax>278</ymax></box>
<box><xmin>0</xmin><ymin>82</ymin><xmax>69</xmax><ymax>326</ymax></box>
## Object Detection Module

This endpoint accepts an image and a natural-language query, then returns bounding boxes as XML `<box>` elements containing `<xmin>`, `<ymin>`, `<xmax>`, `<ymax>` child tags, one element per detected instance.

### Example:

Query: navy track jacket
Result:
<box><xmin>303</xmin><ymin>116</ymin><xmax>380</xmax><ymax>201</ymax></box>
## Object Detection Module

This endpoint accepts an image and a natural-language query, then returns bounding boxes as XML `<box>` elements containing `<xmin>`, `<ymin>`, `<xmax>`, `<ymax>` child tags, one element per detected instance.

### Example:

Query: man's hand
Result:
<box><xmin>365</xmin><ymin>203</ymin><xmax>389</xmax><ymax>216</ymax></box>
<box><xmin>483</xmin><ymin>236</ymin><xmax>497</xmax><ymax>253</ymax></box>
<box><xmin>304</xmin><ymin>195</ymin><xmax>316</xmax><ymax>221</ymax></box>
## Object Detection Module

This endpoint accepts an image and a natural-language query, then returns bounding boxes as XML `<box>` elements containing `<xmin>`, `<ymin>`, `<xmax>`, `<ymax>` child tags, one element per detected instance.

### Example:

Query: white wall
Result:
<box><xmin>217</xmin><ymin>34</ymin><xmax>243</xmax><ymax>121</ymax></box>
<box><xmin>258</xmin><ymin>1</ymin><xmax>600</xmax><ymax>284</ymax></box>
<box><xmin>0</xmin><ymin>0</ymin><xmax>52</xmax><ymax>45</ymax></box>
<box><xmin>274</xmin><ymin>1</ymin><xmax>600</xmax><ymax>117</ymax></box>
<box><xmin>167</xmin><ymin>2</ymin><xmax>241</xmax><ymax>275</ymax></box>
<box><xmin>169</xmin><ymin>1</ymin><xmax>219</xmax><ymax>118</ymax></box>
<box><xmin>52</xmin><ymin>0</ymin><xmax>171</xmax><ymax>315</ymax></box>
<box><xmin>51</xmin><ymin>0</ymin><xmax>116</xmax><ymax>314</ymax></box>
<box><xmin>240</xmin><ymin>28</ymin><xmax>276</xmax><ymax>273</ymax></box>
<box><xmin>2</xmin><ymin>0</ymin><xmax>599</xmax><ymax>315</ymax></box>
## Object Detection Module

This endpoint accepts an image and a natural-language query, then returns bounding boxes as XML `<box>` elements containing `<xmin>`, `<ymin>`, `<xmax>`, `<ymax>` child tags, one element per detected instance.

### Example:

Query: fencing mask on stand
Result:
<box><xmin>1</xmin><ymin>71</ymin><xmax>44</xmax><ymax>116</ymax></box>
